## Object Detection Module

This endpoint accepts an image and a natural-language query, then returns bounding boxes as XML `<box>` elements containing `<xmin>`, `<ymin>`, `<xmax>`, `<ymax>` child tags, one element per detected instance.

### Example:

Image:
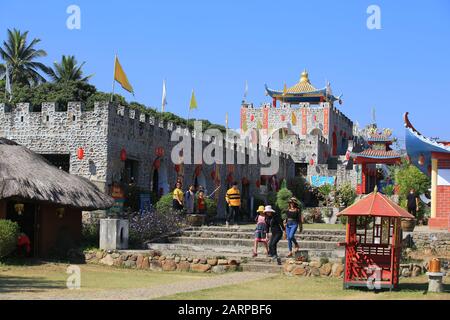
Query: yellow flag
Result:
<box><xmin>283</xmin><ymin>82</ymin><xmax>287</xmax><ymax>95</ymax></box>
<box><xmin>189</xmin><ymin>89</ymin><xmax>198</xmax><ymax>110</ymax></box>
<box><xmin>292</xmin><ymin>112</ymin><xmax>297</xmax><ymax>125</ymax></box>
<box><xmin>114</xmin><ymin>56</ymin><xmax>134</xmax><ymax>94</ymax></box>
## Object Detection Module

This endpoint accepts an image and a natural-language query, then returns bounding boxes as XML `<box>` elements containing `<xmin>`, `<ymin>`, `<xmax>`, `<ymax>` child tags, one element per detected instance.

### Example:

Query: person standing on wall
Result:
<box><xmin>225</xmin><ymin>181</ymin><xmax>241</xmax><ymax>228</ymax></box>
<box><xmin>407</xmin><ymin>188</ymin><xmax>419</xmax><ymax>217</ymax></box>
<box><xmin>172</xmin><ymin>181</ymin><xmax>184</xmax><ymax>211</ymax></box>
<box><xmin>185</xmin><ymin>185</ymin><xmax>196</xmax><ymax>214</ymax></box>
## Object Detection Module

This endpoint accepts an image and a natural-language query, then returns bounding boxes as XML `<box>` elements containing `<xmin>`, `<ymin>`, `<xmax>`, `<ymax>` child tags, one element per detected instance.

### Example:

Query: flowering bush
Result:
<box><xmin>129</xmin><ymin>209</ymin><xmax>186</xmax><ymax>248</ymax></box>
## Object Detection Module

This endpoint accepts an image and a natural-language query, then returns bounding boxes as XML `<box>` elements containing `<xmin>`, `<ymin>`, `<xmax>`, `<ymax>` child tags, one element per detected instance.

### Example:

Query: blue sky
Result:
<box><xmin>1</xmin><ymin>0</ymin><xmax>449</xmax><ymax>142</ymax></box>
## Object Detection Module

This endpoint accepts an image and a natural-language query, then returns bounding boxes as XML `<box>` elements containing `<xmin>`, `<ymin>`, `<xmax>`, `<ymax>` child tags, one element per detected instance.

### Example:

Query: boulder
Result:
<box><xmin>162</xmin><ymin>259</ymin><xmax>177</xmax><ymax>271</ymax></box>
<box><xmin>113</xmin><ymin>258</ymin><xmax>123</xmax><ymax>267</ymax></box>
<box><xmin>193</xmin><ymin>258</ymin><xmax>200</xmax><ymax>264</ymax></box>
<box><xmin>150</xmin><ymin>260</ymin><xmax>162</xmax><ymax>271</ymax></box>
<box><xmin>124</xmin><ymin>260</ymin><xmax>136</xmax><ymax>268</ymax></box>
<box><xmin>129</xmin><ymin>255</ymin><xmax>138</xmax><ymax>261</ymax></box>
<box><xmin>120</xmin><ymin>254</ymin><xmax>129</xmax><ymax>261</ymax></box>
<box><xmin>320</xmin><ymin>263</ymin><xmax>332</xmax><ymax>276</ymax></box>
<box><xmin>207</xmin><ymin>258</ymin><xmax>218</xmax><ymax>266</ymax></box>
<box><xmin>292</xmin><ymin>266</ymin><xmax>307</xmax><ymax>276</ymax></box>
<box><xmin>142</xmin><ymin>257</ymin><xmax>150</xmax><ymax>269</ymax></box>
<box><xmin>218</xmin><ymin>259</ymin><xmax>228</xmax><ymax>265</ymax></box>
<box><xmin>212</xmin><ymin>265</ymin><xmax>226</xmax><ymax>274</ymax></box>
<box><xmin>159</xmin><ymin>255</ymin><xmax>166</xmax><ymax>261</ymax></box>
<box><xmin>284</xmin><ymin>264</ymin><xmax>295</xmax><ymax>273</ymax></box>
<box><xmin>95</xmin><ymin>251</ymin><xmax>105</xmax><ymax>259</ymax></box>
<box><xmin>177</xmin><ymin>261</ymin><xmax>191</xmax><ymax>272</ymax></box>
<box><xmin>111</xmin><ymin>253</ymin><xmax>121</xmax><ymax>259</ymax></box>
<box><xmin>310</xmin><ymin>267</ymin><xmax>320</xmax><ymax>277</ymax></box>
<box><xmin>99</xmin><ymin>254</ymin><xmax>114</xmax><ymax>266</ymax></box>
<box><xmin>332</xmin><ymin>263</ymin><xmax>344</xmax><ymax>277</ymax></box>
<box><xmin>174</xmin><ymin>256</ymin><xmax>181</xmax><ymax>263</ymax></box>
<box><xmin>309</xmin><ymin>260</ymin><xmax>322</xmax><ymax>268</ymax></box>
<box><xmin>191</xmin><ymin>263</ymin><xmax>211</xmax><ymax>272</ymax></box>
<box><xmin>401</xmin><ymin>268</ymin><xmax>411</xmax><ymax>277</ymax></box>
<box><xmin>225</xmin><ymin>265</ymin><xmax>237</xmax><ymax>272</ymax></box>
<box><xmin>187</xmin><ymin>257</ymin><xmax>193</xmax><ymax>263</ymax></box>
<box><xmin>136</xmin><ymin>255</ymin><xmax>144</xmax><ymax>269</ymax></box>
<box><xmin>199</xmin><ymin>258</ymin><xmax>207</xmax><ymax>264</ymax></box>
<box><xmin>228</xmin><ymin>259</ymin><xmax>238</xmax><ymax>266</ymax></box>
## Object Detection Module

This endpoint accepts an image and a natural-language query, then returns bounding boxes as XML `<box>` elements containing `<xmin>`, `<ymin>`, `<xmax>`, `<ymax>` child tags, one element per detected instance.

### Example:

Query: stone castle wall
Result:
<box><xmin>0</xmin><ymin>101</ymin><xmax>295</xmax><ymax>217</ymax></box>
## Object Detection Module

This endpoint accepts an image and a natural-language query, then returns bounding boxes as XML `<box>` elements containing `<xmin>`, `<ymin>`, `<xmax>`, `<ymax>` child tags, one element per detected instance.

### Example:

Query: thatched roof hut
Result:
<box><xmin>0</xmin><ymin>138</ymin><xmax>114</xmax><ymax>210</ymax></box>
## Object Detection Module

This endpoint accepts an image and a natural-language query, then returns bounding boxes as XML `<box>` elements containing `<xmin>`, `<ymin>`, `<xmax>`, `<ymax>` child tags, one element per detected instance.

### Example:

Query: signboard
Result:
<box><xmin>310</xmin><ymin>176</ymin><xmax>335</xmax><ymax>187</ymax></box>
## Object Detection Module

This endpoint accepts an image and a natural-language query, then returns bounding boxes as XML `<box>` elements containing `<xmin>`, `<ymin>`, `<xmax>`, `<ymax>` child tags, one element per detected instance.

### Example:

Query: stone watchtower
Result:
<box><xmin>240</xmin><ymin>70</ymin><xmax>354</xmax><ymax>177</ymax></box>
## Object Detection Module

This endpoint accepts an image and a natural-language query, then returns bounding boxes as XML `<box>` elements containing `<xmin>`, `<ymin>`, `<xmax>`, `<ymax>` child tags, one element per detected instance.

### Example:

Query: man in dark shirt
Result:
<box><xmin>407</xmin><ymin>188</ymin><xmax>419</xmax><ymax>217</ymax></box>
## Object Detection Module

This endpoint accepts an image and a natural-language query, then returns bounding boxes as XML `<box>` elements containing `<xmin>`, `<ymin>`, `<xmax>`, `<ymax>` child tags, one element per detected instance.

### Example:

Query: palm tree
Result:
<box><xmin>47</xmin><ymin>55</ymin><xmax>93</xmax><ymax>83</ymax></box>
<box><xmin>0</xmin><ymin>28</ymin><xmax>49</xmax><ymax>86</ymax></box>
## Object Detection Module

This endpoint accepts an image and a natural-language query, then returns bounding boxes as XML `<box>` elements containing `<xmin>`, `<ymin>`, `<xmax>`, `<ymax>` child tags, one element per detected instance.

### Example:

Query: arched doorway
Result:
<box><xmin>152</xmin><ymin>159</ymin><xmax>169</xmax><ymax>199</ymax></box>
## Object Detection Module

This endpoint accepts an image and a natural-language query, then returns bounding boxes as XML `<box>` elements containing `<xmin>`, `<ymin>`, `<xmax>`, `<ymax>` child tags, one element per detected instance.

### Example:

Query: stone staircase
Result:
<box><xmin>146</xmin><ymin>225</ymin><xmax>346</xmax><ymax>273</ymax></box>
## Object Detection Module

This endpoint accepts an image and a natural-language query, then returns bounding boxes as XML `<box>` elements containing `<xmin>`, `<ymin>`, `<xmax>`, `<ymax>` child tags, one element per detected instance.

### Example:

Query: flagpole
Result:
<box><xmin>110</xmin><ymin>54</ymin><xmax>117</xmax><ymax>103</ymax></box>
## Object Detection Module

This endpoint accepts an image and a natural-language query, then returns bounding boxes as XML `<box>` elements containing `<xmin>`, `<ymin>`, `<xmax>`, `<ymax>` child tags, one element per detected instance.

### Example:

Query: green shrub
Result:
<box><xmin>335</xmin><ymin>182</ymin><xmax>357</xmax><ymax>207</ymax></box>
<box><xmin>382</xmin><ymin>184</ymin><xmax>395</xmax><ymax>197</ymax></box>
<box><xmin>81</xmin><ymin>222</ymin><xmax>99</xmax><ymax>248</ymax></box>
<box><xmin>156</xmin><ymin>192</ymin><xmax>175</xmax><ymax>214</ymax></box>
<box><xmin>204</xmin><ymin>198</ymin><xmax>217</xmax><ymax>217</ymax></box>
<box><xmin>0</xmin><ymin>220</ymin><xmax>20</xmax><ymax>259</ymax></box>
<box><xmin>317</xmin><ymin>184</ymin><xmax>333</xmax><ymax>206</ymax></box>
<box><xmin>276</xmin><ymin>186</ymin><xmax>293</xmax><ymax>220</ymax></box>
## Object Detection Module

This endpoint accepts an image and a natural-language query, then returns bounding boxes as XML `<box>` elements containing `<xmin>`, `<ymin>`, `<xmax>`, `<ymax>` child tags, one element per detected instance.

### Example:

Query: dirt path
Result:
<box><xmin>0</xmin><ymin>272</ymin><xmax>275</xmax><ymax>300</ymax></box>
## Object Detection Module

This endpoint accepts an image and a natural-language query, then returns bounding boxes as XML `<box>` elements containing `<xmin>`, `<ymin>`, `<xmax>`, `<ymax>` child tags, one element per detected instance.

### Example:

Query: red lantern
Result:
<box><xmin>120</xmin><ymin>148</ymin><xmax>127</xmax><ymax>161</ymax></box>
<box><xmin>250</xmin><ymin>114</ymin><xmax>255</xmax><ymax>121</ymax></box>
<box><xmin>281</xmin><ymin>115</ymin><xmax>286</xmax><ymax>121</ymax></box>
<box><xmin>175</xmin><ymin>164</ymin><xmax>180</xmax><ymax>173</ymax></box>
<box><xmin>210</xmin><ymin>170</ymin><xmax>216</xmax><ymax>179</ymax></box>
<box><xmin>313</xmin><ymin>115</ymin><xmax>317</xmax><ymax>122</ymax></box>
<box><xmin>255</xmin><ymin>180</ymin><xmax>261</xmax><ymax>188</ymax></box>
<box><xmin>309</xmin><ymin>158</ymin><xmax>315</xmax><ymax>166</ymax></box>
<box><xmin>195</xmin><ymin>165</ymin><xmax>202</xmax><ymax>177</ymax></box>
<box><xmin>226</xmin><ymin>173</ymin><xmax>233</xmax><ymax>183</ymax></box>
<box><xmin>77</xmin><ymin>147</ymin><xmax>84</xmax><ymax>160</ymax></box>
<box><xmin>153</xmin><ymin>159</ymin><xmax>161</xmax><ymax>170</ymax></box>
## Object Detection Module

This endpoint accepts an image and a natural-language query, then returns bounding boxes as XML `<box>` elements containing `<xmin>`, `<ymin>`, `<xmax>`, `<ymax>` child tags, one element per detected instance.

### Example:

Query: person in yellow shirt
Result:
<box><xmin>225</xmin><ymin>181</ymin><xmax>241</xmax><ymax>227</ymax></box>
<box><xmin>172</xmin><ymin>181</ymin><xmax>184</xmax><ymax>211</ymax></box>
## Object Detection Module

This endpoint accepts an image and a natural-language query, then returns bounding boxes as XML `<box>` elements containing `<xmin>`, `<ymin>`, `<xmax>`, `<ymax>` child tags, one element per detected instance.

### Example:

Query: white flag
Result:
<box><xmin>244</xmin><ymin>80</ymin><xmax>248</xmax><ymax>99</ymax></box>
<box><xmin>5</xmin><ymin>64</ymin><xmax>12</xmax><ymax>101</ymax></box>
<box><xmin>326</xmin><ymin>80</ymin><xmax>332</xmax><ymax>97</ymax></box>
<box><xmin>161</xmin><ymin>79</ymin><xmax>167</xmax><ymax>112</ymax></box>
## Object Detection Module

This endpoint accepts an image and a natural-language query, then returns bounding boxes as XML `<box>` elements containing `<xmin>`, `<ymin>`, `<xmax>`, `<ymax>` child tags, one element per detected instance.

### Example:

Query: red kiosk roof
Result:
<box><xmin>337</xmin><ymin>189</ymin><xmax>414</xmax><ymax>218</ymax></box>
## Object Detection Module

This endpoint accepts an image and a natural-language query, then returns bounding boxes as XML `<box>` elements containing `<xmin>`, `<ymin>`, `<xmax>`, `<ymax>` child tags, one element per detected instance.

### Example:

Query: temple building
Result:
<box><xmin>350</xmin><ymin>127</ymin><xmax>402</xmax><ymax>194</ymax></box>
<box><xmin>404</xmin><ymin>112</ymin><xmax>450</xmax><ymax>230</ymax></box>
<box><xmin>240</xmin><ymin>70</ymin><xmax>355</xmax><ymax>186</ymax></box>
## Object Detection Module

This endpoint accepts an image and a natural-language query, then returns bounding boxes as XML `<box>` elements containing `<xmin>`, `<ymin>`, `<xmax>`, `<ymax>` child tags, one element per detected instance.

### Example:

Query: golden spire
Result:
<box><xmin>300</xmin><ymin>69</ymin><xmax>310</xmax><ymax>83</ymax></box>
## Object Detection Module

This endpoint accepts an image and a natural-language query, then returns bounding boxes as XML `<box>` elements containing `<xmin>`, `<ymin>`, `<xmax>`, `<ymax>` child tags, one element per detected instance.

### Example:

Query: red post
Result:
<box><xmin>273</xmin><ymin>97</ymin><xmax>277</xmax><ymax>108</ymax></box>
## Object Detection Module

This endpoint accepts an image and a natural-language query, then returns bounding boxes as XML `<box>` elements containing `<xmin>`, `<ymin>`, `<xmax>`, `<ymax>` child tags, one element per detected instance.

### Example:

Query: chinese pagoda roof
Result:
<box><xmin>404</xmin><ymin>112</ymin><xmax>450</xmax><ymax>175</ymax></box>
<box><xmin>350</xmin><ymin>149</ymin><xmax>402</xmax><ymax>160</ymax></box>
<box><xmin>367</xmin><ymin>133</ymin><xmax>394</xmax><ymax>143</ymax></box>
<box><xmin>265</xmin><ymin>70</ymin><xmax>342</xmax><ymax>103</ymax></box>
<box><xmin>337</xmin><ymin>189</ymin><xmax>414</xmax><ymax>218</ymax></box>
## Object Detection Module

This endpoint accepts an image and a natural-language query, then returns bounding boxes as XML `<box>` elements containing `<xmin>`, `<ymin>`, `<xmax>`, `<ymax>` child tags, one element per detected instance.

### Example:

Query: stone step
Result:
<box><xmin>168</xmin><ymin>236</ymin><xmax>340</xmax><ymax>250</ymax></box>
<box><xmin>241</xmin><ymin>263</ymin><xmax>283</xmax><ymax>273</ymax></box>
<box><xmin>188</xmin><ymin>226</ymin><xmax>346</xmax><ymax>236</ymax></box>
<box><xmin>181</xmin><ymin>230</ymin><xmax>345</xmax><ymax>242</ymax></box>
<box><xmin>146</xmin><ymin>243</ymin><xmax>345</xmax><ymax>261</ymax></box>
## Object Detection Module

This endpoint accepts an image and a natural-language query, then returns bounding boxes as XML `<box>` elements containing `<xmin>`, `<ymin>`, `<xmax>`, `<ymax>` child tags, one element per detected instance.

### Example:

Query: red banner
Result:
<box><xmin>263</xmin><ymin>108</ymin><xmax>269</xmax><ymax>130</ymax></box>
<box><xmin>323</xmin><ymin>107</ymin><xmax>329</xmax><ymax>135</ymax></box>
<box><xmin>301</xmin><ymin>108</ymin><xmax>307</xmax><ymax>135</ymax></box>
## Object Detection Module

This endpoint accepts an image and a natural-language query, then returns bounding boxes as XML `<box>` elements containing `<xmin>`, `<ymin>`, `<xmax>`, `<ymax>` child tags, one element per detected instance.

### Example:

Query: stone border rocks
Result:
<box><xmin>84</xmin><ymin>249</ymin><xmax>242</xmax><ymax>274</ymax></box>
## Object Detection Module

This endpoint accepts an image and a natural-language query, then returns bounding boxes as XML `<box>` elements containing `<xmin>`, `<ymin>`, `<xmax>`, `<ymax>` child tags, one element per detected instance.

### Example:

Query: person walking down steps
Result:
<box><xmin>225</xmin><ymin>181</ymin><xmax>241</xmax><ymax>228</ymax></box>
<box><xmin>265</xmin><ymin>205</ymin><xmax>285</xmax><ymax>265</ymax></box>
<box><xmin>285</xmin><ymin>197</ymin><xmax>303</xmax><ymax>258</ymax></box>
<box><xmin>253</xmin><ymin>205</ymin><xmax>269</xmax><ymax>257</ymax></box>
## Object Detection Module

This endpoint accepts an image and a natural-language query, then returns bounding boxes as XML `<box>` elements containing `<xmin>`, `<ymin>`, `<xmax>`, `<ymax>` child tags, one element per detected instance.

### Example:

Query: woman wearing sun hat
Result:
<box><xmin>252</xmin><ymin>205</ymin><xmax>269</xmax><ymax>257</ymax></box>
<box><xmin>265</xmin><ymin>205</ymin><xmax>285</xmax><ymax>265</ymax></box>
<box><xmin>285</xmin><ymin>197</ymin><xmax>303</xmax><ymax>257</ymax></box>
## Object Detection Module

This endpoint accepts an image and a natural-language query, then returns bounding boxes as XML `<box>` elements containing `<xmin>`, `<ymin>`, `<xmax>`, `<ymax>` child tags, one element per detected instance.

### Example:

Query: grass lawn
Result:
<box><xmin>0</xmin><ymin>262</ymin><xmax>214</xmax><ymax>298</ymax></box>
<box><xmin>163</xmin><ymin>275</ymin><xmax>450</xmax><ymax>300</ymax></box>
